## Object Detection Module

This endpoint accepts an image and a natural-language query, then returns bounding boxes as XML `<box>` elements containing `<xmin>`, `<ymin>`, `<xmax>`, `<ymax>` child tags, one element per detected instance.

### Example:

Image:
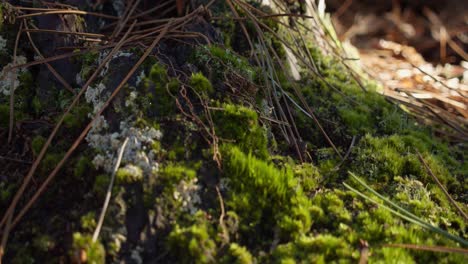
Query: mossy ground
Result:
<box><xmin>0</xmin><ymin>1</ymin><xmax>466</xmax><ymax>263</ymax></box>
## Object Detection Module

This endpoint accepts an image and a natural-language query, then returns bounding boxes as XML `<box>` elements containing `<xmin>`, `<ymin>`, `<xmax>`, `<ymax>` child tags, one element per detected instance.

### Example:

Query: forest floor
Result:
<box><xmin>0</xmin><ymin>0</ymin><xmax>467</xmax><ymax>263</ymax></box>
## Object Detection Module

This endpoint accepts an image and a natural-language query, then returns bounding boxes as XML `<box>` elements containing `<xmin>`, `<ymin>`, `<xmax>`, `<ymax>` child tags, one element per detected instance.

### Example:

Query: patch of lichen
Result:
<box><xmin>221</xmin><ymin>145</ymin><xmax>312</xmax><ymax>247</ymax></box>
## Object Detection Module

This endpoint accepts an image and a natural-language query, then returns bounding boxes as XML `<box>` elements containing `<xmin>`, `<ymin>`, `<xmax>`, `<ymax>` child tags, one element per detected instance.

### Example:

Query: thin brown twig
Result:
<box><xmin>15</xmin><ymin>9</ymin><xmax>118</xmax><ymax>20</ymax></box>
<box><xmin>383</xmin><ymin>243</ymin><xmax>468</xmax><ymax>254</ymax></box>
<box><xmin>24</xmin><ymin>23</ymin><xmax>75</xmax><ymax>94</ymax></box>
<box><xmin>22</xmin><ymin>28</ymin><xmax>106</xmax><ymax>39</ymax></box>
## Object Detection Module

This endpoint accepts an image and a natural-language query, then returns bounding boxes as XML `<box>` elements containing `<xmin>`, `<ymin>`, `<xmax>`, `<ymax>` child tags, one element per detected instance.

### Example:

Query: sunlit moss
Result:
<box><xmin>71</xmin><ymin>232</ymin><xmax>105</xmax><ymax>264</ymax></box>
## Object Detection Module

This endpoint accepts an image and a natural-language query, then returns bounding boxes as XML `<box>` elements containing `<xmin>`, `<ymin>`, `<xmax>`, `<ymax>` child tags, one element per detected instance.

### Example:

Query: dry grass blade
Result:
<box><xmin>92</xmin><ymin>137</ymin><xmax>129</xmax><ymax>242</ymax></box>
<box><xmin>7</xmin><ymin>20</ymin><xmax>24</xmax><ymax>144</ymax></box>
<box><xmin>416</xmin><ymin>151</ymin><xmax>468</xmax><ymax>221</ymax></box>
<box><xmin>15</xmin><ymin>9</ymin><xmax>118</xmax><ymax>20</ymax></box>
<box><xmin>383</xmin><ymin>243</ymin><xmax>468</xmax><ymax>254</ymax></box>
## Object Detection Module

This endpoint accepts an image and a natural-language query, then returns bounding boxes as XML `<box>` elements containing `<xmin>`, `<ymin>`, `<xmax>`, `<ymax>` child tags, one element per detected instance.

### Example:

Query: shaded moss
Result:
<box><xmin>145</xmin><ymin>63</ymin><xmax>179</xmax><ymax>116</ymax></box>
<box><xmin>189</xmin><ymin>72</ymin><xmax>214</xmax><ymax>95</ymax></box>
<box><xmin>93</xmin><ymin>174</ymin><xmax>110</xmax><ymax>196</ymax></box>
<box><xmin>63</xmin><ymin>104</ymin><xmax>92</xmax><ymax>130</ymax></box>
<box><xmin>0</xmin><ymin>104</ymin><xmax>8</xmax><ymax>127</ymax></box>
<box><xmin>31</xmin><ymin>135</ymin><xmax>46</xmax><ymax>156</ymax></box>
<box><xmin>74</xmin><ymin>156</ymin><xmax>93</xmax><ymax>178</ymax></box>
<box><xmin>32</xmin><ymin>235</ymin><xmax>55</xmax><ymax>252</ymax></box>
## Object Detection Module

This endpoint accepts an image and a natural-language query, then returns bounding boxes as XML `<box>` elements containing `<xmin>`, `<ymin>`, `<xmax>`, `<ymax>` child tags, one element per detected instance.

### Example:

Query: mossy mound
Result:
<box><xmin>0</xmin><ymin>1</ymin><xmax>466</xmax><ymax>263</ymax></box>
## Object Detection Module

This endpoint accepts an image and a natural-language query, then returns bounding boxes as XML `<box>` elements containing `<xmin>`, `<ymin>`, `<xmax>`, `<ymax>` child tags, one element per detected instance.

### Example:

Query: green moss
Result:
<box><xmin>293</xmin><ymin>163</ymin><xmax>322</xmax><ymax>193</ymax></box>
<box><xmin>31</xmin><ymin>135</ymin><xmax>46</xmax><ymax>156</ymax></box>
<box><xmin>221</xmin><ymin>243</ymin><xmax>254</xmax><ymax>264</ymax></box>
<box><xmin>189</xmin><ymin>72</ymin><xmax>214</xmax><ymax>95</ymax></box>
<box><xmin>213</xmin><ymin>103</ymin><xmax>268</xmax><ymax>159</ymax></box>
<box><xmin>31</xmin><ymin>96</ymin><xmax>42</xmax><ymax>114</ymax></box>
<box><xmin>192</xmin><ymin>45</ymin><xmax>257</xmax><ymax>82</ymax></box>
<box><xmin>145</xmin><ymin>63</ymin><xmax>179</xmax><ymax>116</ymax></box>
<box><xmin>74</xmin><ymin>156</ymin><xmax>92</xmax><ymax>178</ymax></box>
<box><xmin>63</xmin><ymin>104</ymin><xmax>92</xmax><ymax>129</ymax></box>
<box><xmin>167</xmin><ymin>212</ymin><xmax>216</xmax><ymax>263</ymax></box>
<box><xmin>271</xmin><ymin>234</ymin><xmax>357</xmax><ymax>263</ymax></box>
<box><xmin>116</xmin><ymin>164</ymin><xmax>143</xmax><ymax>184</ymax></box>
<box><xmin>0</xmin><ymin>181</ymin><xmax>14</xmax><ymax>204</ymax></box>
<box><xmin>40</xmin><ymin>153</ymin><xmax>63</xmax><ymax>175</ymax></box>
<box><xmin>159</xmin><ymin>164</ymin><xmax>196</xmax><ymax>186</ymax></box>
<box><xmin>33</xmin><ymin>235</ymin><xmax>55</xmax><ymax>252</ymax></box>
<box><xmin>80</xmin><ymin>212</ymin><xmax>97</xmax><ymax>232</ymax></box>
<box><xmin>371</xmin><ymin>247</ymin><xmax>415</xmax><ymax>264</ymax></box>
<box><xmin>222</xmin><ymin>145</ymin><xmax>311</xmax><ymax>244</ymax></box>
<box><xmin>93</xmin><ymin>174</ymin><xmax>110</xmax><ymax>196</ymax></box>
<box><xmin>71</xmin><ymin>232</ymin><xmax>105</xmax><ymax>264</ymax></box>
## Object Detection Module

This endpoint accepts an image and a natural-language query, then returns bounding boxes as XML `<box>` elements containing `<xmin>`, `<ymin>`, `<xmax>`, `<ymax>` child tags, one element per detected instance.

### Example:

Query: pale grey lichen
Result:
<box><xmin>173</xmin><ymin>178</ymin><xmax>201</xmax><ymax>215</ymax></box>
<box><xmin>0</xmin><ymin>36</ymin><xmax>7</xmax><ymax>52</ymax></box>
<box><xmin>0</xmin><ymin>56</ymin><xmax>27</xmax><ymax>96</ymax></box>
<box><xmin>112</xmin><ymin>0</ymin><xmax>126</xmax><ymax>17</ymax></box>
<box><xmin>85</xmin><ymin>83</ymin><xmax>107</xmax><ymax>114</ymax></box>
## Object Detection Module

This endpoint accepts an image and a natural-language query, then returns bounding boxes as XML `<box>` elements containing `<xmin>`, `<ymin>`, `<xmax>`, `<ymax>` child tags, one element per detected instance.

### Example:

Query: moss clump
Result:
<box><xmin>80</xmin><ymin>212</ymin><xmax>97</xmax><ymax>232</ymax></box>
<box><xmin>293</xmin><ymin>163</ymin><xmax>322</xmax><ymax>193</ymax></box>
<box><xmin>145</xmin><ymin>63</ymin><xmax>179</xmax><ymax>116</ymax></box>
<box><xmin>31</xmin><ymin>135</ymin><xmax>46</xmax><ymax>156</ymax></box>
<box><xmin>116</xmin><ymin>164</ymin><xmax>143</xmax><ymax>184</ymax></box>
<box><xmin>32</xmin><ymin>96</ymin><xmax>42</xmax><ymax>114</ymax></box>
<box><xmin>159</xmin><ymin>164</ymin><xmax>196</xmax><ymax>186</ymax></box>
<box><xmin>63</xmin><ymin>104</ymin><xmax>92</xmax><ymax>129</ymax></box>
<box><xmin>214</xmin><ymin>103</ymin><xmax>268</xmax><ymax>159</ymax></box>
<box><xmin>189</xmin><ymin>72</ymin><xmax>214</xmax><ymax>95</ymax></box>
<box><xmin>167</xmin><ymin>213</ymin><xmax>216</xmax><ymax>264</ymax></box>
<box><xmin>74</xmin><ymin>156</ymin><xmax>92</xmax><ymax>178</ymax></box>
<box><xmin>222</xmin><ymin>145</ymin><xmax>311</xmax><ymax>245</ymax></box>
<box><xmin>93</xmin><ymin>174</ymin><xmax>110</xmax><ymax>196</ymax></box>
<box><xmin>71</xmin><ymin>232</ymin><xmax>105</xmax><ymax>264</ymax></box>
<box><xmin>271</xmin><ymin>234</ymin><xmax>357</xmax><ymax>263</ymax></box>
<box><xmin>40</xmin><ymin>153</ymin><xmax>63</xmax><ymax>175</ymax></box>
<box><xmin>33</xmin><ymin>235</ymin><xmax>55</xmax><ymax>252</ymax></box>
<box><xmin>221</xmin><ymin>243</ymin><xmax>254</xmax><ymax>264</ymax></box>
<box><xmin>192</xmin><ymin>45</ymin><xmax>257</xmax><ymax>82</ymax></box>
